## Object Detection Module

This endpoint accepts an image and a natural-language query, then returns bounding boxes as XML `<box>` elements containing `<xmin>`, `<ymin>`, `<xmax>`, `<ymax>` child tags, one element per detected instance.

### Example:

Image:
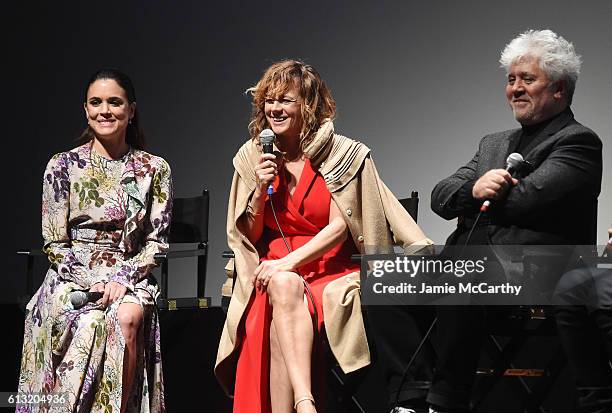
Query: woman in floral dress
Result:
<box><xmin>18</xmin><ymin>69</ymin><xmax>172</xmax><ymax>413</ymax></box>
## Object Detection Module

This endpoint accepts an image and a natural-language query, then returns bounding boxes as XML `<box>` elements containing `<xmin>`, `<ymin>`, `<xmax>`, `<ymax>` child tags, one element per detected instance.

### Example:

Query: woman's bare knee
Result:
<box><xmin>117</xmin><ymin>303</ymin><xmax>143</xmax><ymax>343</ymax></box>
<box><xmin>267</xmin><ymin>272</ymin><xmax>303</xmax><ymax>307</ymax></box>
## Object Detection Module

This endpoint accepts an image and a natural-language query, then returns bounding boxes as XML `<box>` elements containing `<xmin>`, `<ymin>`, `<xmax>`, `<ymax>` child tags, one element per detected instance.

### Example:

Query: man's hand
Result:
<box><xmin>472</xmin><ymin>169</ymin><xmax>519</xmax><ymax>201</ymax></box>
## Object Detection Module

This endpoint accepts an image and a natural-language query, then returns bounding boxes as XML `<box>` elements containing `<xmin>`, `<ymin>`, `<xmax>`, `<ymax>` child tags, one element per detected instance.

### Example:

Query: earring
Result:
<box><xmin>128</xmin><ymin>119</ymin><xmax>132</xmax><ymax>125</ymax></box>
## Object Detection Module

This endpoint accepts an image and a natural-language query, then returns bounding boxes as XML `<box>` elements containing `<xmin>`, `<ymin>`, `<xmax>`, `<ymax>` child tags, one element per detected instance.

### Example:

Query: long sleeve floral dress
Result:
<box><xmin>17</xmin><ymin>142</ymin><xmax>172</xmax><ymax>413</ymax></box>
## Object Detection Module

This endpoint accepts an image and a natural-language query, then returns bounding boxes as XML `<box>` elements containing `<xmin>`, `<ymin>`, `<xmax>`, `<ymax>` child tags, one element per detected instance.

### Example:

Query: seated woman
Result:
<box><xmin>215</xmin><ymin>60</ymin><xmax>432</xmax><ymax>413</ymax></box>
<box><xmin>18</xmin><ymin>69</ymin><xmax>172</xmax><ymax>413</ymax></box>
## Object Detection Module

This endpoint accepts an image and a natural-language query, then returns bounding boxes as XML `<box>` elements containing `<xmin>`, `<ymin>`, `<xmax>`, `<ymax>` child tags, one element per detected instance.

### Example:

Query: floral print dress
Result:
<box><xmin>18</xmin><ymin>142</ymin><xmax>172</xmax><ymax>413</ymax></box>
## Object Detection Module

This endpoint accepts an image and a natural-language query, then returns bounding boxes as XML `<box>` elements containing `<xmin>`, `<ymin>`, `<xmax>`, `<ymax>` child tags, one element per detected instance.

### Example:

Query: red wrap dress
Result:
<box><xmin>233</xmin><ymin>159</ymin><xmax>360</xmax><ymax>412</ymax></box>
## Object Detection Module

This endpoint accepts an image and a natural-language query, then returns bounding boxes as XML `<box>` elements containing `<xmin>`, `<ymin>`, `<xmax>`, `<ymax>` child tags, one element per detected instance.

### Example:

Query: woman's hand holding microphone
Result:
<box><xmin>254</xmin><ymin>153</ymin><xmax>279</xmax><ymax>199</ymax></box>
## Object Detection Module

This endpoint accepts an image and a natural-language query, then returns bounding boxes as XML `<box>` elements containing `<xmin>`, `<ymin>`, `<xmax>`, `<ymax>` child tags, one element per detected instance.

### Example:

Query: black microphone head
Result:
<box><xmin>70</xmin><ymin>291</ymin><xmax>88</xmax><ymax>309</ymax></box>
<box><xmin>506</xmin><ymin>152</ymin><xmax>524</xmax><ymax>170</ymax></box>
<box><xmin>259</xmin><ymin>129</ymin><xmax>275</xmax><ymax>154</ymax></box>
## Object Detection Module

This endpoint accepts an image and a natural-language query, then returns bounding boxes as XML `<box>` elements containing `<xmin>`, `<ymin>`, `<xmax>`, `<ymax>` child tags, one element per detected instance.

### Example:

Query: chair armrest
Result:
<box><xmin>17</xmin><ymin>248</ymin><xmax>46</xmax><ymax>297</ymax></box>
<box><xmin>17</xmin><ymin>249</ymin><xmax>45</xmax><ymax>257</ymax></box>
<box><xmin>154</xmin><ymin>248</ymin><xmax>207</xmax><ymax>261</ymax></box>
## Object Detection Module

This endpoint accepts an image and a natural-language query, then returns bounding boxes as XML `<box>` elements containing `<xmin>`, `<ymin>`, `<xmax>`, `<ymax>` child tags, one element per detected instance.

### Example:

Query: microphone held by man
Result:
<box><xmin>478</xmin><ymin>152</ymin><xmax>524</xmax><ymax>212</ymax></box>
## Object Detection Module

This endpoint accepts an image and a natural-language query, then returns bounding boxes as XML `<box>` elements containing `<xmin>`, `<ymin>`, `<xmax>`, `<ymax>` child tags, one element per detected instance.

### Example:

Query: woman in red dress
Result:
<box><xmin>216</xmin><ymin>60</ymin><xmax>432</xmax><ymax>413</ymax></box>
<box><xmin>234</xmin><ymin>60</ymin><xmax>353</xmax><ymax>413</ymax></box>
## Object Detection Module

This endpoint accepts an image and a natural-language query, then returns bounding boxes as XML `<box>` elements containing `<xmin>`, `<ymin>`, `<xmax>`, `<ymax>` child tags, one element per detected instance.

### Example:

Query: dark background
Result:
<box><xmin>6</xmin><ymin>0</ymin><xmax>611</xmax><ymax>305</ymax></box>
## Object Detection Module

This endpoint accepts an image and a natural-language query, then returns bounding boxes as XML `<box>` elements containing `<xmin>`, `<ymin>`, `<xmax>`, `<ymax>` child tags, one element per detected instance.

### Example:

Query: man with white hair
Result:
<box><xmin>423</xmin><ymin>29</ymin><xmax>603</xmax><ymax>412</ymax></box>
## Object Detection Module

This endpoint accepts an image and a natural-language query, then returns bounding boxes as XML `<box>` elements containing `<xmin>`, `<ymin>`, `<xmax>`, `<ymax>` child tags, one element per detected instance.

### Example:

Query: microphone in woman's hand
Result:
<box><xmin>259</xmin><ymin>129</ymin><xmax>276</xmax><ymax>195</ymax></box>
<box><xmin>70</xmin><ymin>291</ymin><xmax>103</xmax><ymax>309</ymax></box>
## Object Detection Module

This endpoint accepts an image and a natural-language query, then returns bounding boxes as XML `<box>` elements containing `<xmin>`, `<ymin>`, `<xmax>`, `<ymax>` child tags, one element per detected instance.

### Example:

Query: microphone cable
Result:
<box><xmin>463</xmin><ymin>209</ymin><xmax>485</xmax><ymax>250</ymax></box>
<box><xmin>465</xmin><ymin>153</ymin><xmax>523</xmax><ymax>248</ymax></box>
<box><xmin>268</xmin><ymin>191</ymin><xmax>320</xmax><ymax>336</ymax></box>
<box><xmin>392</xmin><ymin>200</ymin><xmax>484</xmax><ymax>410</ymax></box>
<box><xmin>258</xmin><ymin>128</ymin><xmax>320</xmax><ymax>337</ymax></box>
<box><xmin>393</xmin><ymin>156</ymin><xmax>523</xmax><ymax>410</ymax></box>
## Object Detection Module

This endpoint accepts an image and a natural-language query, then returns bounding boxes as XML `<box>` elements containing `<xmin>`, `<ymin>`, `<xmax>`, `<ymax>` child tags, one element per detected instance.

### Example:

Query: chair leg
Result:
<box><xmin>161</xmin><ymin>259</ymin><xmax>169</xmax><ymax>301</ymax></box>
<box><xmin>197</xmin><ymin>244</ymin><xmax>207</xmax><ymax>298</ymax></box>
<box><xmin>26</xmin><ymin>255</ymin><xmax>34</xmax><ymax>296</ymax></box>
<box><xmin>489</xmin><ymin>334</ymin><xmax>544</xmax><ymax>413</ymax></box>
<box><xmin>472</xmin><ymin>330</ymin><xmax>563</xmax><ymax>413</ymax></box>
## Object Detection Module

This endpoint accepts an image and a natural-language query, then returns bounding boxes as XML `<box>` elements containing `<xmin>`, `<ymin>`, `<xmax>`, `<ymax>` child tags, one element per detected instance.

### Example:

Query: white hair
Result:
<box><xmin>500</xmin><ymin>29</ymin><xmax>582</xmax><ymax>104</ymax></box>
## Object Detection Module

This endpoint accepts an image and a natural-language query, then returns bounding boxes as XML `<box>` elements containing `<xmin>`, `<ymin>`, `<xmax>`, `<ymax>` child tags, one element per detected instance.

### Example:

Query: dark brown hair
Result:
<box><xmin>77</xmin><ymin>68</ymin><xmax>146</xmax><ymax>149</ymax></box>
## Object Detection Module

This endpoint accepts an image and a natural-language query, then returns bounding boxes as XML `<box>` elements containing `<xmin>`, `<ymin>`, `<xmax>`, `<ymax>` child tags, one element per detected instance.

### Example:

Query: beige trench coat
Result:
<box><xmin>215</xmin><ymin>121</ymin><xmax>432</xmax><ymax>395</ymax></box>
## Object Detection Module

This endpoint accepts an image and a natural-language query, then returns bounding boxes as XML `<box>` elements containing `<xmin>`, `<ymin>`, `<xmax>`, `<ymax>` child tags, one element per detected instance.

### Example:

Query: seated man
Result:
<box><xmin>427</xmin><ymin>29</ymin><xmax>602</xmax><ymax>413</ymax></box>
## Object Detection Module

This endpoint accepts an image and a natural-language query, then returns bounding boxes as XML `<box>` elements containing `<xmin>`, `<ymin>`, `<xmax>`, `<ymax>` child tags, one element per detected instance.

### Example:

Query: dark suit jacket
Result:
<box><xmin>431</xmin><ymin>108</ymin><xmax>602</xmax><ymax>246</ymax></box>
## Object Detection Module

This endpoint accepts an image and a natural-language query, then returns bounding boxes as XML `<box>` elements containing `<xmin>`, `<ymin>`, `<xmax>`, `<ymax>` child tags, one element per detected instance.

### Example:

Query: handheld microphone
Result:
<box><xmin>70</xmin><ymin>291</ymin><xmax>103</xmax><ymax>309</ymax></box>
<box><xmin>480</xmin><ymin>152</ymin><xmax>524</xmax><ymax>212</ymax></box>
<box><xmin>259</xmin><ymin>128</ymin><xmax>276</xmax><ymax>195</ymax></box>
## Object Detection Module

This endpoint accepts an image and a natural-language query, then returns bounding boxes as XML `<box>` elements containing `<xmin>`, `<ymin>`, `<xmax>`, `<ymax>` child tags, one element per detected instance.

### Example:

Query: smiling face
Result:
<box><xmin>264</xmin><ymin>83</ymin><xmax>303</xmax><ymax>140</ymax></box>
<box><xmin>84</xmin><ymin>78</ymin><xmax>135</xmax><ymax>143</ymax></box>
<box><xmin>505</xmin><ymin>57</ymin><xmax>566</xmax><ymax>125</ymax></box>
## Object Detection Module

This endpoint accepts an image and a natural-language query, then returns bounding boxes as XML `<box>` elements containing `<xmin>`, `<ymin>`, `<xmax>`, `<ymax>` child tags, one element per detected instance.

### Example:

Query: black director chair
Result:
<box><xmin>471</xmin><ymin>306</ymin><xmax>566</xmax><ymax>413</ymax></box>
<box><xmin>472</xmin><ymin>248</ymin><xmax>610</xmax><ymax>412</ymax></box>
<box><xmin>16</xmin><ymin>250</ymin><xmax>45</xmax><ymax>298</ymax></box>
<box><xmin>362</xmin><ymin>200</ymin><xmax>572</xmax><ymax>412</ymax></box>
<box><xmin>155</xmin><ymin>188</ymin><xmax>210</xmax><ymax>310</ymax></box>
<box><xmin>17</xmin><ymin>189</ymin><xmax>211</xmax><ymax>311</ymax></box>
<box><xmin>398</xmin><ymin>191</ymin><xmax>419</xmax><ymax>227</ymax></box>
<box><xmin>405</xmin><ymin>249</ymin><xmax>574</xmax><ymax>412</ymax></box>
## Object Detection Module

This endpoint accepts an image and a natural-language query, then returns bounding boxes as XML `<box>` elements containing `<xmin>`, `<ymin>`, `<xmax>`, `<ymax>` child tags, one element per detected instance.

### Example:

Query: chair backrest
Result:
<box><xmin>169</xmin><ymin>189</ymin><xmax>209</xmax><ymax>244</ymax></box>
<box><xmin>399</xmin><ymin>191</ymin><xmax>419</xmax><ymax>222</ymax></box>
